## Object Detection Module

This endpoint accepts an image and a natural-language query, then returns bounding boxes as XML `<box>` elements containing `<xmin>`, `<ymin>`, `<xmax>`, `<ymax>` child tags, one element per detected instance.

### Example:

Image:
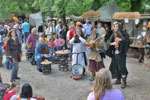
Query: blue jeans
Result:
<box><xmin>5</xmin><ymin>57</ymin><xmax>13</xmax><ymax>69</ymax></box>
<box><xmin>24</xmin><ymin>32</ymin><xmax>29</xmax><ymax>43</ymax></box>
<box><xmin>36</xmin><ymin>55</ymin><xmax>54</xmax><ymax>70</ymax></box>
<box><xmin>11</xmin><ymin>63</ymin><xmax>19</xmax><ymax>81</ymax></box>
<box><xmin>0</xmin><ymin>53</ymin><xmax>2</xmax><ymax>67</ymax></box>
<box><xmin>0</xmin><ymin>44</ymin><xmax>3</xmax><ymax>66</ymax></box>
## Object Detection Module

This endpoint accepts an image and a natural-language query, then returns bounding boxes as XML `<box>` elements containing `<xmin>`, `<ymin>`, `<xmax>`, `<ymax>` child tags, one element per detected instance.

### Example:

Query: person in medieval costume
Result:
<box><xmin>108</xmin><ymin>22</ymin><xmax>128</xmax><ymax>89</ymax></box>
<box><xmin>70</xmin><ymin>28</ymin><xmax>87</xmax><ymax>75</ymax></box>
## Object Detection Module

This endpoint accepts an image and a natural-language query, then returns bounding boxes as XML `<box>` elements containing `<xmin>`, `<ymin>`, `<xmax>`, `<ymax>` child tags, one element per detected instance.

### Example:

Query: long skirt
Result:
<box><xmin>88</xmin><ymin>60</ymin><xmax>105</xmax><ymax>72</ymax></box>
<box><xmin>109</xmin><ymin>54</ymin><xmax>128</xmax><ymax>79</ymax></box>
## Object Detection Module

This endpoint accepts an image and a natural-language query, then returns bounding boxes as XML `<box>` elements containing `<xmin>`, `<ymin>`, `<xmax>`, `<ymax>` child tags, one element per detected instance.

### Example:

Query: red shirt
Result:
<box><xmin>3</xmin><ymin>43</ymin><xmax>6</xmax><ymax>55</ymax></box>
<box><xmin>4</xmin><ymin>91</ymin><xmax>15</xmax><ymax>100</ymax></box>
<box><xmin>69</xmin><ymin>30</ymin><xmax>75</xmax><ymax>40</ymax></box>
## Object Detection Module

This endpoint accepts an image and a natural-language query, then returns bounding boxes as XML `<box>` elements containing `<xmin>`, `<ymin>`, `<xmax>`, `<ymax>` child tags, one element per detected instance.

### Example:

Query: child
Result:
<box><xmin>3</xmin><ymin>38</ymin><xmax>13</xmax><ymax>69</ymax></box>
<box><xmin>17</xmin><ymin>83</ymin><xmax>37</xmax><ymax>100</ymax></box>
<box><xmin>40</xmin><ymin>34</ymin><xmax>48</xmax><ymax>45</ymax></box>
<box><xmin>4</xmin><ymin>81</ymin><xmax>20</xmax><ymax>100</ymax></box>
<box><xmin>55</xmin><ymin>34</ymin><xmax>63</xmax><ymax>51</ymax></box>
<box><xmin>0</xmin><ymin>74</ymin><xmax>10</xmax><ymax>99</ymax></box>
<box><xmin>48</xmin><ymin>36</ymin><xmax>56</xmax><ymax>52</ymax></box>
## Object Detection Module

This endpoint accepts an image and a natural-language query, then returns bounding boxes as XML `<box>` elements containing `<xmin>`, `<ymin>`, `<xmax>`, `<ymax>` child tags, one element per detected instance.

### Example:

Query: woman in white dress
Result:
<box><xmin>70</xmin><ymin>28</ymin><xmax>87</xmax><ymax>74</ymax></box>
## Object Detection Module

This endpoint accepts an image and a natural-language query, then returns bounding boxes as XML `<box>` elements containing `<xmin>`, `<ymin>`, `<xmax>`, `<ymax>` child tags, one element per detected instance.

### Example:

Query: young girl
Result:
<box><xmin>48</xmin><ymin>36</ymin><xmax>55</xmax><ymax>51</ymax></box>
<box><xmin>4</xmin><ymin>81</ymin><xmax>20</xmax><ymax>100</ymax></box>
<box><xmin>39</xmin><ymin>34</ymin><xmax>48</xmax><ymax>45</ymax></box>
<box><xmin>17</xmin><ymin>84</ymin><xmax>37</xmax><ymax>100</ymax></box>
<box><xmin>55</xmin><ymin>34</ymin><xmax>63</xmax><ymax>51</ymax></box>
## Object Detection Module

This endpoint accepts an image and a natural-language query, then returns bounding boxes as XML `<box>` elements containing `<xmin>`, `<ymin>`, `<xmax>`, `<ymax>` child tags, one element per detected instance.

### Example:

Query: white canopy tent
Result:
<box><xmin>29</xmin><ymin>12</ymin><xmax>43</xmax><ymax>28</ymax></box>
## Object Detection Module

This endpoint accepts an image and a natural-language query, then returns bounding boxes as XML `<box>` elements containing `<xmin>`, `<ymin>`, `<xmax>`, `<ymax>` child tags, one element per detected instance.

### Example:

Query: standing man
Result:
<box><xmin>35</xmin><ymin>37</ymin><xmax>54</xmax><ymax>72</ymax></box>
<box><xmin>70</xmin><ymin>28</ymin><xmax>87</xmax><ymax>75</ymax></box>
<box><xmin>56</xmin><ymin>21</ymin><xmax>62</xmax><ymax>33</ymax></box>
<box><xmin>22</xmin><ymin>19</ymin><xmax>30</xmax><ymax>43</ymax></box>
<box><xmin>46</xmin><ymin>22</ymin><xmax>56</xmax><ymax>41</ymax></box>
<box><xmin>0</xmin><ymin>30</ymin><xmax>4</xmax><ymax>67</ymax></box>
<box><xmin>83</xmin><ymin>18</ymin><xmax>92</xmax><ymax>38</ymax></box>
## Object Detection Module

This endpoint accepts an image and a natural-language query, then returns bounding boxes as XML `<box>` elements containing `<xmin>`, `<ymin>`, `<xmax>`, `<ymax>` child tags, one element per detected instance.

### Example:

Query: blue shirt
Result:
<box><xmin>56</xmin><ymin>24</ymin><xmax>61</xmax><ymax>33</ymax></box>
<box><xmin>97</xmin><ymin>29</ymin><xmax>100</xmax><ymax>34</ymax></box>
<box><xmin>35</xmin><ymin>42</ymin><xmax>51</xmax><ymax>57</ymax></box>
<box><xmin>83</xmin><ymin>23</ymin><xmax>92</xmax><ymax>36</ymax></box>
<box><xmin>22</xmin><ymin>22</ymin><xmax>30</xmax><ymax>33</ymax></box>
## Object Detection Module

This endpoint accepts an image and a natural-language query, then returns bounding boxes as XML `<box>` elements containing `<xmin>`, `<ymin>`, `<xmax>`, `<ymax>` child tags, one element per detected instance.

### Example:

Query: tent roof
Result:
<box><xmin>91</xmin><ymin>3</ymin><xmax>123</xmax><ymax>22</ymax></box>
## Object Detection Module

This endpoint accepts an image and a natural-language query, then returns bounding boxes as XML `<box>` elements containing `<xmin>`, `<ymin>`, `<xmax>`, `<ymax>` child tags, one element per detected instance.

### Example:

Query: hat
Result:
<box><xmin>113</xmin><ymin>21</ymin><xmax>118</xmax><ymax>25</ymax></box>
<box><xmin>76</xmin><ymin>21</ymin><xmax>82</xmax><ymax>26</ymax></box>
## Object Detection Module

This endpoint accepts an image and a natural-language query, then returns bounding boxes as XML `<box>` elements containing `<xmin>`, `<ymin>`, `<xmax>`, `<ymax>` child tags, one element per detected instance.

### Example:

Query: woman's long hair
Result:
<box><xmin>6</xmin><ymin>29</ymin><xmax>19</xmax><ymax>44</ymax></box>
<box><xmin>94</xmin><ymin>69</ymin><xmax>113</xmax><ymax>100</ymax></box>
<box><xmin>113</xmin><ymin>22</ymin><xmax>124</xmax><ymax>40</ymax></box>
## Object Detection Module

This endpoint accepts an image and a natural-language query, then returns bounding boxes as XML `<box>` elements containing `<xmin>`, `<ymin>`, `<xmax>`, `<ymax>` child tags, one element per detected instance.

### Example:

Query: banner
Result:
<box><xmin>114</xmin><ymin>12</ymin><xmax>141</xmax><ymax>20</ymax></box>
<box><xmin>82</xmin><ymin>12</ymin><xmax>100</xmax><ymax>18</ymax></box>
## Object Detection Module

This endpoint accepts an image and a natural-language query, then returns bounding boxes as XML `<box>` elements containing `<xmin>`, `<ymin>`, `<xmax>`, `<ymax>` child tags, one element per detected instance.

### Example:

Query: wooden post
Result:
<box><xmin>50</xmin><ymin>11</ymin><xmax>54</xmax><ymax>53</ymax></box>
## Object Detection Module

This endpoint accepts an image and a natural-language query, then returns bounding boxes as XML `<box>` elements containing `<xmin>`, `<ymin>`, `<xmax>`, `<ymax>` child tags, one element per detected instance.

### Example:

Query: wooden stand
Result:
<box><xmin>40</xmin><ymin>60</ymin><xmax>52</xmax><ymax>75</ymax></box>
<box><xmin>55</xmin><ymin>50</ymin><xmax>70</xmax><ymax>71</ymax></box>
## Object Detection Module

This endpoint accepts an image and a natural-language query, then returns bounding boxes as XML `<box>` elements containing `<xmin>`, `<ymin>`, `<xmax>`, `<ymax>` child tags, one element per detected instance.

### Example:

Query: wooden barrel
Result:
<box><xmin>40</xmin><ymin>61</ymin><xmax>52</xmax><ymax>75</ymax></box>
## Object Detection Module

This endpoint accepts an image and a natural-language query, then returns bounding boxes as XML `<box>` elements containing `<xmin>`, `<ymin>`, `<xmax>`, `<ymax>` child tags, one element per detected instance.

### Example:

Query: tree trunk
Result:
<box><xmin>130</xmin><ymin>0</ymin><xmax>142</xmax><ymax>12</ymax></box>
<box><xmin>62</xmin><ymin>13</ymin><xmax>66</xmax><ymax>25</ymax></box>
<box><xmin>92</xmin><ymin>0</ymin><xmax>99</xmax><ymax>11</ymax></box>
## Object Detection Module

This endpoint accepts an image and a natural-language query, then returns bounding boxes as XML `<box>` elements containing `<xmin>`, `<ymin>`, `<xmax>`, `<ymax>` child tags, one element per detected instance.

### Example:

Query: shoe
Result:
<box><xmin>16</xmin><ymin>77</ymin><xmax>21</xmax><ymax>80</ymax></box>
<box><xmin>89</xmin><ymin>76</ymin><xmax>94</xmax><ymax>81</ymax></box>
<box><xmin>83</xmin><ymin>68</ymin><xmax>86</xmax><ymax>76</ymax></box>
<box><xmin>121</xmin><ymin>77</ymin><xmax>127</xmax><ymax>89</ymax></box>
<box><xmin>38</xmin><ymin>69</ymin><xmax>42</xmax><ymax>72</ymax></box>
<box><xmin>114</xmin><ymin>78</ymin><xmax>121</xmax><ymax>85</ymax></box>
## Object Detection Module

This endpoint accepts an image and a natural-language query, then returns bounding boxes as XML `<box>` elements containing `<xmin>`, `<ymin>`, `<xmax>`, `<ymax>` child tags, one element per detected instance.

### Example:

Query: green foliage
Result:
<box><xmin>0</xmin><ymin>0</ymin><xmax>150</xmax><ymax>22</ymax></box>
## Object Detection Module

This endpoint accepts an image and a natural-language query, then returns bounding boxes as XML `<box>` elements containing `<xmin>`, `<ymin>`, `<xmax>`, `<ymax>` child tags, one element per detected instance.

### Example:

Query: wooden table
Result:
<box><xmin>55</xmin><ymin>50</ymin><xmax>71</xmax><ymax>71</ymax></box>
<box><xmin>129</xmin><ymin>44</ymin><xmax>145</xmax><ymax>62</ymax></box>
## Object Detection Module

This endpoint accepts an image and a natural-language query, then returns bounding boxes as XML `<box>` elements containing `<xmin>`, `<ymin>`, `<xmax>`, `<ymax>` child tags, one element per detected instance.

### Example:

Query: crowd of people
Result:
<box><xmin>0</xmin><ymin>18</ymin><xmax>130</xmax><ymax>100</ymax></box>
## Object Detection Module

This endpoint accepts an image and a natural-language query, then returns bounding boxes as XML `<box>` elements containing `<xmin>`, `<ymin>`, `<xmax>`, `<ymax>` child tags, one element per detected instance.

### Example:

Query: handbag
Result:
<box><xmin>26</xmin><ymin>42</ymin><xmax>32</xmax><ymax>49</ymax></box>
<box><xmin>26</xmin><ymin>35</ymin><xmax>33</xmax><ymax>49</ymax></box>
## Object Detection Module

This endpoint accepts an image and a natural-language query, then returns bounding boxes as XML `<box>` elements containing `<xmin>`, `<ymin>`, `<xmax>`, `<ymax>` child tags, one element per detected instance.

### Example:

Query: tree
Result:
<box><xmin>1</xmin><ymin>0</ymin><xmax>150</xmax><ymax>22</ymax></box>
<box><xmin>0</xmin><ymin>0</ymin><xmax>40</xmax><ymax>21</ymax></box>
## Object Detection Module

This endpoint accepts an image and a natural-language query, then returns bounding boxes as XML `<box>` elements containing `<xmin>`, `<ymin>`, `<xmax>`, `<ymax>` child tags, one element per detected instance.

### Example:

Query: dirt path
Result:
<box><xmin>1</xmin><ymin>48</ymin><xmax>150</xmax><ymax>100</ymax></box>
